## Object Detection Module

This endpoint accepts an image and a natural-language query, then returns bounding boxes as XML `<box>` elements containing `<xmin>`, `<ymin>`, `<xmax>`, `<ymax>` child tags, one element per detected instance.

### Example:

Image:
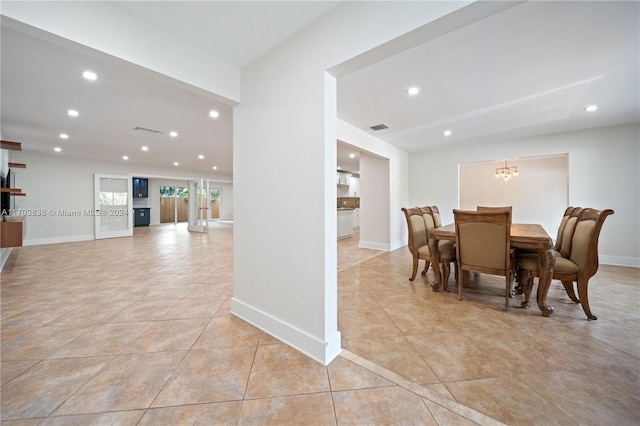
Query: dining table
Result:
<box><xmin>429</xmin><ymin>223</ymin><xmax>556</xmax><ymax>316</ymax></box>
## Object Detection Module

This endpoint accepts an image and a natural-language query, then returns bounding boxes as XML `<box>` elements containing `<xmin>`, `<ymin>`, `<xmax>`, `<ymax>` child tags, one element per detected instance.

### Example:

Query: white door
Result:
<box><xmin>94</xmin><ymin>174</ymin><xmax>133</xmax><ymax>239</ymax></box>
<box><xmin>188</xmin><ymin>179</ymin><xmax>210</xmax><ymax>232</ymax></box>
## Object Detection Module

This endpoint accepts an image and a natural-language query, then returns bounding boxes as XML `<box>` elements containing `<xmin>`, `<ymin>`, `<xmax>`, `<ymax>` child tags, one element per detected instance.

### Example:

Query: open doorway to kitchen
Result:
<box><xmin>159</xmin><ymin>186</ymin><xmax>188</xmax><ymax>223</ymax></box>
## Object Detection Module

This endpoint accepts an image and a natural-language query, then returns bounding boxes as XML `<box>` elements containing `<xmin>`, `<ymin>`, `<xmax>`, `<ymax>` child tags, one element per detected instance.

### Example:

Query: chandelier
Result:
<box><xmin>495</xmin><ymin>160</ymin><xmax>519</xmax><ymax>181</ymax></box>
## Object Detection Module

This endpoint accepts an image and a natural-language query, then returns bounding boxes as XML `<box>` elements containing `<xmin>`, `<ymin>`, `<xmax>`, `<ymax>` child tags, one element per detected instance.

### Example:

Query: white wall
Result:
<box><xmin>233</xmin><ymin>2</ymin><xmax>468</xmax><ymax>364</ymax></box>
<box><xmin>8</xmin><ymin>151</ymin><xmax>226</xmax><ymax>245</ymax></box>
<box><xmin>409</xmin><ymin>123</ymin><xmax>640</xmax><ymax>267</ymax></box>
<box><xmin>460</xmin><ymin>154</ymin><xmax>568</xmax><ymax>238</ymax></box>
<box><xmin>359</xmin><ymin>153</ymin><xmax>390</xmax><ymax>250</ymax></box>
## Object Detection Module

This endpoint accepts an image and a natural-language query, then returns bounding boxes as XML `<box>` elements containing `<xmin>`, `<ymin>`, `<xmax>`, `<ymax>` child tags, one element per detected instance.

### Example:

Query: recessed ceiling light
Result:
<box><xmin>67</xmin><ymin>109</ymin><xmax>79</xmax><ymax>117</ymax></box>
<box><xmin>122</xmin><ymin>155</ymin><xmax>129</xmax><ymax>160</ymax></box>
<box><xmin>443</xmin><ymin>130</ymin><xmax>452</xmax><ymax>136</ymax></box>
<box><xmin>141</xmin><ymin>146</ymin><xmax>149</xmax><ymax>151</ymax></box>
<box><xmin>54</xmin><ymin>147</ymin><xmax>62</xmax><ymax>152</ymax></box>
<box><xmin>349</xmin><ymin>153</ymin><xmax>355</xmax><ymax>158</ymax></box>
<box><xmin>212</xmin><ymin>166</ymin><xmax>217</xmax><ymax>170</ymax></box>
<box><xmin>169</xmin><ymin>131</ymin><xmax>178</xmax><ymax>137</ymax></box>
<box><xmin>198</xmin><ymin>154</ymin><xmax>204</xmax><ymax>159</ymax></box>
<box><xmin>585</xmin><ymin>104</ymin><xmax>598</xmax><ymax>112</ymax></box>
<box><xmin>405</xmin><ymin>87</ymin><xmax>419</xmax><ymax>96</ymax></box>
<box><xmin>173</xmin><ymin>162</ymin><xmax>179</xmax><ymax>166</ymax></box>
<box><xmin>59</xmin><ymin>133</ymin><xmax>69</xmax><ymax>139</ymax></box>
<box><xmin>209</xmin><ymin>110</ymin><xmax>220</xmax><ymax>118</ymax></box>
<box><xmin>82</xmin><ymin>70</ymin><xmax>97</xmax><ymax>81</ymax></box>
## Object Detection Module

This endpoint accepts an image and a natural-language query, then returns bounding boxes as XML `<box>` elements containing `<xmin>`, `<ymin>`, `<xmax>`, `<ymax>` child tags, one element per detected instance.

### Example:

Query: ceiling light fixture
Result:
<box><xmin>209</xmin><ymin>110</ymin><xmax>220</xmax><ymax>118</ymax></box>
<box><xmin>67</xmin><ymin>109</ymin><xmax>79</xmax><ymax>117</ymax></box>
<box><xmin>405</xmin><ymin>87</ymin><xmax>419</xmax><ymax>96</ymax></box>
<box><xmin>59</xmin><ymin>133</ymin><xmax>69</xmax><ymax>139</ymax></box>
<box><xmin>141</xmin><ymin>146</ymin><xmax>149</xmax><ymax>151</ymax></box>
<box><xmin>443</xmin><ymin>130</ymin><xmax>452</xmax><ymax>136</ymax></box>
<box><xmin>212</xmin><ymin>166</ymin><xmax>217</xmax><ymax>170</ymax></box>
<box><xmin>54</xmin><ymin>147</ymin><xmax>62</xmax><ymax>152</ymax></box>
<box><xmin>495</xmin><ymin>160</ymin><xmax>519</xmax><ymax>181</ymax></box>
<box><xmin>198</xmin><ymin>154</ymin><xmax>204</xmax><ymax>159</ymax></box>
<box><xmin>82</xmin><ymin>70</ymin><xmax>97</xmax><ymax>81</ymax></box>
<box><xmin>122</xmin><ymin>156</ymin><xmax>129</xmax><ymax>160</ymax></box>
<box><xmin>349</xmin><ymin>153</ymin><xmax>355</xmax><ymax>158</ymax></box>
<box><xmin>174</xmin><ymin>162</ymin><xmax>179</xmax><ymax>166</ymax></box>
<box><xmin>169</xmin><ymin>131</ymin><xmax>178</xmax><ymax>137</ymax></box>
<box><xmin>585</xmin><ymin>104</ymin><xmax>598</xmax><ymax>112</ymax></box>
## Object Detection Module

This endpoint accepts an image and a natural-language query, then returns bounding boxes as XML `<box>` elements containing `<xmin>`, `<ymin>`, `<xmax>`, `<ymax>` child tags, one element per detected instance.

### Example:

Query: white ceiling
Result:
<box><xmin>1</xmin><ymin>1</ymin><xmax>638</xmax><ymax>179</ymax></box>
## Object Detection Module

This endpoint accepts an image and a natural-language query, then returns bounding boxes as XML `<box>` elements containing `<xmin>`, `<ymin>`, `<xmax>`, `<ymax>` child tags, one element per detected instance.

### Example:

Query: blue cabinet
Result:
<box><xmin>132</xmin><ymin>178</ymin><xmax>148</xmax><ymax>198</ymax></box>
<box><xmin>134</xmin><ymin>208</ymin><xmax>150</xmax><ymax>227</ymax></box>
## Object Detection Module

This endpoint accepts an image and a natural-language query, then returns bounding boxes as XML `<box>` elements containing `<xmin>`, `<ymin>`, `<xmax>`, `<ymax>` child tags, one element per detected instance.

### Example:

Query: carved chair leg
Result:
<box><xmin>454</xmin><ymin>262</ymin><xmax>459</xmax><ymax>286</ymax></box>
<box><xmin>409</xmin><ymin>255</ymin><xmax>418</xmax><ymax>281</ymax></box>
<box><xmin>561</xmin><ymin>280</ymin><xmax>580</xmax><ymax>304</ymax></box>
<box><xmin>421</xmin><ymin>260</ymin><xmax>431</xmax><ymax>276</ymax></box>
<box><xmin>458</xmin><ymin>266</ymin><xmax>464</xmax><ymax>300</ymax></box>
<box><xmin>441</xmin><ymin>261</ymin><xmax>450</xmax><ymax>292</ymax></box>
<box><xmin>504</xmin><ymin>273</ymin><xmax>511</xmax><ymax>310</ymax></box>
<box><xmin>518</xmin><ymin>270</ymin><xmax>534</xmax><ymax>309</ymax></box>
<box><xmin>577</xmin><ymin>278</ymin><xmax>597</xmax><ymax>320</ymax></box>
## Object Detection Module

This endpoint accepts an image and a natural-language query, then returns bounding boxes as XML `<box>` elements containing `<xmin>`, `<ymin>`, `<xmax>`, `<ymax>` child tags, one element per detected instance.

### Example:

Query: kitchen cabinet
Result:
<box><xmin>352</xmin><ymin>208</ymin><xmax>360</xmax><ymax>229</ymax></box>
<box><xmin>134</xmin><ymin>208</ymin><xmax>150</xmax><ymax>227</ymax></box>
<box><xmin>349</xmin><ymin>176</ymin><xmax>359</xmax><ymax>197</ymax></box>
<box><xmin>133</xmin><ymin>177</ymin><xmax>148</xmax><ymax>198</ymax></box>
<box><xmin>336</xmin><ymin>171</ymin><xmax>351</xmax><ymax>186</ymax></box>
<box><xmin>337</xmin><ymin>208</ymin><xmax>353</xmax><ymax>239</ymax></box>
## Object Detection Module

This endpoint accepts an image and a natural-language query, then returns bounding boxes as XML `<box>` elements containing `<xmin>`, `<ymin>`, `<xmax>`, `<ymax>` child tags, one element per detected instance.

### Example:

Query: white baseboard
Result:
<box><xmin>600</xmin><ymin>255</ymin><xmax>640</xmax><ymax>268</ymax></box>
<box><xmin>231</xmin><ymin>297</ymin><xmax>341</xmax><ymax>365</ymax></box>
<box><xmin>0</xmin><ymin>248</ymin><xmax>12</xmax><ymax>271</ymax></box>
<box><xmin>23</xmin><ymin>234</ymin><xmax>95</xmax><ymax>246</ymax></box>
<box><xmin>358</xmin><ymin>240</ymin><xmax>390</xmax><ymax>251</ymax></box>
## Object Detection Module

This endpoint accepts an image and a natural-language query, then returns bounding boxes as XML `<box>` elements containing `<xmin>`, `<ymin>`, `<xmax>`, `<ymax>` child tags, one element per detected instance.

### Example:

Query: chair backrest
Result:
<box><xmin>569</xmin><ymin>208</ymin><xmax>614</xmax><ymax>276</ymax></box>
<box><xmin>454</xmin><ymin>209</ymin><xmax>512</xmax><ymax>275</ymax></box>
<box><xmin>558</xmin><ymin>207</ymin><xmax>584</xmax><ymax>257</ymax></box>
<box><xmin>419</xmin><ymin>206</ymin><xmax>436</xmax><ymax>239</ymax></box>
<box><xmin>402</xmin><ymin>207</ymin><xmax>428</xmax><ymax>254</ymax></box>
<box><xmin>431</xmin><ymin>206</ymin><xmax>442</xmax><ymax>228</ymax></box>
<box><xmin>477</xmin><ymin>206</ymin><xmax>513</xmax><ymax>214</ymax></box>
<box><xmin>554</xmin><ymin>207</ymin><xmax>576</xmax><ymax>251</ymax></box>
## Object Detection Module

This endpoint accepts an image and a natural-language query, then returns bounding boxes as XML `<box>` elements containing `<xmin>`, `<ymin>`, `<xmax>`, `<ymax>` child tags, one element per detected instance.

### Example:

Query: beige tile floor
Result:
<box><xmin>1</xmin><ymin>222</ymin><xmax>639</xmax><ymax>425</ymax></box>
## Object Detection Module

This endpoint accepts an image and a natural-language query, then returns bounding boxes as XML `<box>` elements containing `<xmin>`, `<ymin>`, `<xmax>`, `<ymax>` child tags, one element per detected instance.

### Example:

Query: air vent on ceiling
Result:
<box><xmin>370</xmin><ymin>123</ymin><xmax>388</xmax><ymax>131</ymax></box>
<box><xmin>134</xmin><ymin>126</ymin><xmax>164</xmax><ymax>135</ymax></box>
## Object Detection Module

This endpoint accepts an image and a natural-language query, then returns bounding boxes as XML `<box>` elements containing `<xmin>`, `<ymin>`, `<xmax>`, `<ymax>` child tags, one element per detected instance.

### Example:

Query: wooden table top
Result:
<box><xmin>431</xmin><ymin>223</ymin><xmax>552</xmax><ymax>251</ymax></box>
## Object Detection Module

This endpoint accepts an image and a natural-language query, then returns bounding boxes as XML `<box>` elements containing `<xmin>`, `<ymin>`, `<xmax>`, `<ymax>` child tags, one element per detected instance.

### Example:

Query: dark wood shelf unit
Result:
<box><xmin>8</xmin><ymin>162</ymin><xmax>26</xmax><ymax>168</ymax></box>
<box><xmin>1</xmin><ymin>140</ymin><xmax>22</xmax><ymax>151</ymax></box>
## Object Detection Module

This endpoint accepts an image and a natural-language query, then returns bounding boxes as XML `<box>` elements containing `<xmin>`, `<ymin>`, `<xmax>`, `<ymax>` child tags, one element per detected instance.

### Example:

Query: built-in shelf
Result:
<box><xmin>1</xmin><ymin>140</ymin><xmax>22</xmax><ymax>151</ymax></box>
<box><xmin>1</xmin><ymin>140</ymin><xmax>27</xmax><ymax>247</ymax></box>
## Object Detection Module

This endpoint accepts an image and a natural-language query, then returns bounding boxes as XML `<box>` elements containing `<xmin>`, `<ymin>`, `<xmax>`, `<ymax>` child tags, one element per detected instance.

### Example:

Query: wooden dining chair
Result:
<box><xmin>553</xmin><ymin>207</ymin><xmax>576</xmax><ymax>252</ymax></box>
<box><xmin>517</xmin><ymin>208</ymin><xmax>614</xmax><ymax>320</ymax></box>
<box><xmin>477</xmin><ymin>205</ymin><xmax>513</xmax><ymax>214</ymax></box>
<box><xmin>454</xmin><ymin>209</ymin><xmax>512</xmax><ymax>309</ymax></box>
<box><xmin>419</xmin><ymin>206</ymin><xmax>457</xmax><ymax>287</ymax></box>
<box><xmin>401</xmin><ymin>207</ymin><xmax>455</xmax><ymax>282</ymax></box>
<box><xmin>431</xmin><ymin>205</ymin><xmax>443</xmax><ymax>228</ymax></box>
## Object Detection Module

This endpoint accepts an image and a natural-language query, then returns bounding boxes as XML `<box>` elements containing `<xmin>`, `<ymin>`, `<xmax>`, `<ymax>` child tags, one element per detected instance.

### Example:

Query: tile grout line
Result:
<box><xmin>338</xmin><ymin>349</ymin><xmax>507</xmax><ymax>426</ymax></box>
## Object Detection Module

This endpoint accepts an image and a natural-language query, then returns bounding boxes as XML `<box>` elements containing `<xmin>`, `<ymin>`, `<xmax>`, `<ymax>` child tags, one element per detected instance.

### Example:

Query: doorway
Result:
<box><xmin>159</xmin><ymin>186</ymin><xmax>188</xmax><ymax>223</ymax></box>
